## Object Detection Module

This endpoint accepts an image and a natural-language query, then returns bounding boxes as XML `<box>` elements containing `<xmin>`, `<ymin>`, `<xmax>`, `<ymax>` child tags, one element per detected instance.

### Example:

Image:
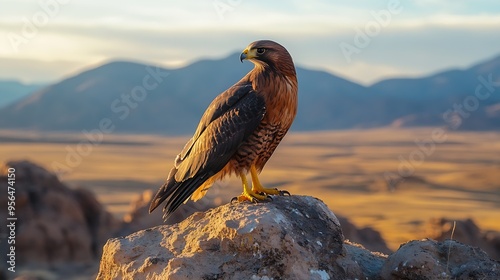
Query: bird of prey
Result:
<box><xmin>149</xmin><ymin>40</ymin><xmax>298</xmax><ymax>219</ymax></box>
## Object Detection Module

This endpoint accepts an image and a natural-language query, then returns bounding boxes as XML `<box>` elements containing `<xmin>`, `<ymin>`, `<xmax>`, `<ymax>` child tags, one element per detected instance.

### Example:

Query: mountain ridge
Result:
<box><xmin>1</xmin><ymin>53</ymin><xmax>499</xmax><ymax>134</ymax></box>
<box><xmin>0</xmin><ymin>80</ymin><xmax>44</xmax><ymax>109</ymax></box>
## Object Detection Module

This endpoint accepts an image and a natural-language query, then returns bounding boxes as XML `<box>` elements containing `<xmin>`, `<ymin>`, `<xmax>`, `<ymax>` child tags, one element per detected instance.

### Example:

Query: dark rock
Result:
<box><xmin>380</xmin><ymin>239</ymin><xmax>500</xmax><ymax>279</ymax></box>
<box><xmin>426</xmin><ymin>218</ymin><xmax>500</xmax><ymax>260</ymax></box>
<box><xmin>0</xmin><ymin>160</ymin><xmax>120</xmax><ymax>268</ymax></box>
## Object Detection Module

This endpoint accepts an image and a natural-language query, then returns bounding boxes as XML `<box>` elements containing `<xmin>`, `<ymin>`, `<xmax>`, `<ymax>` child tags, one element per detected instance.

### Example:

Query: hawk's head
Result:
<box><xmin>240</xmin><ymin>40</ymin><xmax>295</xmax><ymax>76</ymax></box>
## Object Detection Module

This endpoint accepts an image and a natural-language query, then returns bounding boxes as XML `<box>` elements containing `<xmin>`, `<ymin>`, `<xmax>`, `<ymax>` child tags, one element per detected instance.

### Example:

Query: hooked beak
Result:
<box><xmin>240</xmin><ymin>48</ymin><xmax>257</xmax><ymax>63</ymax></box>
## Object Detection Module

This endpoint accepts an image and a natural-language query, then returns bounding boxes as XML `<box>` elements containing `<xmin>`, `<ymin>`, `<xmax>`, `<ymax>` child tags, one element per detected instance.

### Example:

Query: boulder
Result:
<box><xmin>340</xmin><ymin>241</ymin><xmax>388</xmax><ymax>280</ymax></box>
<box><xmin>122</xmin><ymin>190</ymin><xmax>391</xmax><ymax>257</ymax></box>
<box><xmin>0</xmin><ymin>160</ymin><xmax>120</xmax><ymax>268</ymax></box>
<box><xmin>381</xmin><ymin>239</ymin><xmax>500</xmax><ymax>279</ymax></box>
<box><xmin>426</xmin><ymin>217</ymin><xmax>500</xmax><ymax>260</ymax></box>
<box><xmin>97</xmin><ymin>195</ymin><xmax>360</xmax><ymax>280</ymax></box>
<box><xmin>97</xmin><ymin>194</ymin><xmax>500</xmax><ymax>280</ymax></box>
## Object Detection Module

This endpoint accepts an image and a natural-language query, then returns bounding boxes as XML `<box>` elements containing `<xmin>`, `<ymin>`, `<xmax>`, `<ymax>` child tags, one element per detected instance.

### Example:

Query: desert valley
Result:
<box><xmin>1</xmin><ymin>127</ymin><xmax>498</xmax><ymax>252</ymax></box>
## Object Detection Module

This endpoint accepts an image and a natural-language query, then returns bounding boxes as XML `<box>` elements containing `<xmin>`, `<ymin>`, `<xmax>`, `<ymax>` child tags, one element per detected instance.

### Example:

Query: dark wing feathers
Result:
<box><xmin>159</xmin><ymin>174</ymin><xmax>209</xmax><ymax>220</ymax></box>
<box><xmin>149</xmin><ymin>83</ymin><xmax>266</xmax><ymax>217</ymax></box>
<box><xmin>178</xmin><ymin>84</ymin><xmax>254</xmax><ymax>161</ymax></box>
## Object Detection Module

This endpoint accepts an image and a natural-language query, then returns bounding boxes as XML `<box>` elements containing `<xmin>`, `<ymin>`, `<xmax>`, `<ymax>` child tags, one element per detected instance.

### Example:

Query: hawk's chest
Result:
<box><xmin>261</xmin><ymin>76</ymin><xmax>298</xmax><ymax>129</ymax></box>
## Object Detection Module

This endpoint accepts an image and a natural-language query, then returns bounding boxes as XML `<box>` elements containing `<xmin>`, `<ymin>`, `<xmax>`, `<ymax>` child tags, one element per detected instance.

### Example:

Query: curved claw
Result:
<box><xmin>231</xmin><ymin>194</ymin><xmax>263</xmax><ymax>203</ymax></box>
<box><xmin>265</xmin><ymin>188</ymin><xmax>291</xmax><ymax>197</ymax></box>
<box><xmin>279</xmin><ymin>190</ymin><xmax>291</xmax><ymax>196</ymax></box>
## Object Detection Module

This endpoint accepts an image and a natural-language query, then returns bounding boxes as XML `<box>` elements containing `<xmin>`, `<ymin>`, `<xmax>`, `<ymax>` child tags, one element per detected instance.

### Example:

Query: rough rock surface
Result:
<box><xmin>0</xmin><ymin>160</ymin><xmax>120</xmax><ymax>268</ymax></box>
<box><xmin>98</xmin><ymin>195</ymin><xmax>500</xmax><ymax>280</ymax></box>
<box><xmin>122</xmin><ymin>190</ymin><xmax>391</xmax><ymax>255</ymax></box>
<box><xmin>97</xmin><ymin>195</ymin><xmax>352</xmax><ymax>280</ymax></box>
<box><xmin>381</xmin><ymin>239</ymin><xmax>500</xmax><ymax>279</ymax></box>
<box><xmin>338</xmin><ymin>241</ymin><xmax>387</xmax><ymax>279</ymax></box>
<box><xmin>426</xmin><ymin>217</ymin><xmax>500</xmax><ymax>260</ymax></box>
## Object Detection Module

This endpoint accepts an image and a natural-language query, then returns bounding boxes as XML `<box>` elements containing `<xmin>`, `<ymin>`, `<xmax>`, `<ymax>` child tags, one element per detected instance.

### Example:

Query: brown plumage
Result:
<box><xmin>149</xmin><ymin>40</ymin><xmax>298</xmax><ymax>219</ymax></box>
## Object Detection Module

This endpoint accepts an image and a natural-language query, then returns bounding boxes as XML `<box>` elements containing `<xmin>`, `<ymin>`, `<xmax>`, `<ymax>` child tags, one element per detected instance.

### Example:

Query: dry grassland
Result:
<box><xmin>1</xmin><ymin>128</ymin><xmax>499</xmax><ymax>250</ymax></box>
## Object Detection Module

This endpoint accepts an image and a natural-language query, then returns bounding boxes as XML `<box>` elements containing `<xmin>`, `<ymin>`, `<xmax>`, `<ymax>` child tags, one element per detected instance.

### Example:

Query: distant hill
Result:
<box><xmin>0</xmin><ymin>53</ymin><xmax>499</xmax><ymax>134</ymax></box>
<box><xmin>371</xmin><ymin>55</ymin><xmax>500</xmax><ymax>130</ymax></box>
<box><xmin>0</xmin><ymin>80</ymin><xmax>43</xmax><ymax>109</ymax></box>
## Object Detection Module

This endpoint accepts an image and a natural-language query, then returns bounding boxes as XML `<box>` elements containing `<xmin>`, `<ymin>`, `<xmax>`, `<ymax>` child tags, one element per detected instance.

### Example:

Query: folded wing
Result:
<box><xmin>149</xmin><ymin>83</ymin><xmax>266</xmax><ymax>218</ymax></box>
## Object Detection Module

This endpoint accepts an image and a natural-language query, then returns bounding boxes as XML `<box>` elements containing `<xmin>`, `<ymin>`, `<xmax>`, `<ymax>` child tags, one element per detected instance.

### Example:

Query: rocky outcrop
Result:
<box><xmin>4</xmin><ymin>160</ymin><xmax>499</xmax><ymax>279</ymax></box>
<box><xmin>0</xmin><ymin>160</ymin><xmax>120</xmax><ymax>268</ymax></box>
<box><xmin>98</xmin><ymin>196</ymin><xmax>355</xmax><ymax>280</ymax></box>
<box><xmin>97</xmin><ymin>195</ymin><xmax>500</xmax><ymax>280</ymax></box>
<box><xmin>381</xmin><ymin>239</ymin><xmax>500</xmax><ymax>279</ymax></box>
<box><xmin>426</xmin><ymin>217</ymin><xmax>500</xmax><ymax>260</ymax></box>
<box><xmin>340</xmin><ymin>241</ymin><xmax>387</xmax><ymax>279</ymax></box>
<box><xmin>122</xmin><ymin>190</ymin><xmax>391</xmax><ymax>255</ymax></box>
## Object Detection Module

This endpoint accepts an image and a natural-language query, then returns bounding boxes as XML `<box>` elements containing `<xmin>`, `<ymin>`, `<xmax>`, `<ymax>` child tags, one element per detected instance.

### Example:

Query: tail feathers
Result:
<box><xmin>149</xmin><ymin>180</ymin><xmax>174</xmax><ymax>214</ymax></box>
<box><xmin>149</xmin><ymin>173</ymin><xmax>209</xmax><ymax>220</ymax></box>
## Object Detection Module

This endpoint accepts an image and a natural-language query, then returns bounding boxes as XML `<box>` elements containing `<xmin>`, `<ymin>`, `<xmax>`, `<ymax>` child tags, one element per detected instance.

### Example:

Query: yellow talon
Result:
<box><xmin>231</xmin><ymin>165</ymin><xmax>291</xmax><ymax>203</ymax></box>
<box><xmin>250</xmin><ymin>165</ymin><xmax>290</xmax><ymax>196</ymax></box>
<box><xmin>232</xmin><ymin>171</ymin><xmax>268</xmax><ymax>203</ymax></box>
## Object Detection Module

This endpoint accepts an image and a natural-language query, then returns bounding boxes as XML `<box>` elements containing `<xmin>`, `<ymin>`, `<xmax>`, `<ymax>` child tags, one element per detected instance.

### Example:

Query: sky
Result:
<box><xmin>0</xmin><ymin>0</ymin><xmax>499</xmax><ymax>85</ymax></box>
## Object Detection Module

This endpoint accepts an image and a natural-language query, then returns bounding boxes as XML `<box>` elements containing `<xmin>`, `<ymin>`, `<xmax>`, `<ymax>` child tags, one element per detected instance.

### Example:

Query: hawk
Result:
<box><xmin>149</xmin><ymin>40</ymin><xmax>298</xmax><ymax>219</ymax></box>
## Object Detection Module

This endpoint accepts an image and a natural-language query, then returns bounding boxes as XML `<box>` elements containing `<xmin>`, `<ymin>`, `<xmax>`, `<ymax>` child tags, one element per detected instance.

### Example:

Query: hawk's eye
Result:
<box><xmin>256</xmin><ymin>48</ymin><xmax>265</xmax><ymax>54</ymax></box>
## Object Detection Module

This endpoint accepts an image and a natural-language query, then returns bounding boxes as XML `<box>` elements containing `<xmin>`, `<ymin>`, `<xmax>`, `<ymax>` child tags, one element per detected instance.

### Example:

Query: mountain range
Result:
<box><xmin>0</xmin><ymin>53</ymin><xmax>499</xmax><ymax>134</ymax></box>
<box><xmin>0</xmin><ymin>80</ymin><xmax>43</xmax><ymax>108</ymax></box>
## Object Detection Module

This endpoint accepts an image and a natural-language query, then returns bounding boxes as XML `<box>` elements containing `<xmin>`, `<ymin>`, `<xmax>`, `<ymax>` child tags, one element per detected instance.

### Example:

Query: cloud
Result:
<box><xmin>0</xmin><ymin>0</ymin><xmax>499</xmax><ymax>84</ymax></box>
<box><xmin>0</xmin><ymin>57</ymin><xmax>84</xmax><ymax>83</ymax></box>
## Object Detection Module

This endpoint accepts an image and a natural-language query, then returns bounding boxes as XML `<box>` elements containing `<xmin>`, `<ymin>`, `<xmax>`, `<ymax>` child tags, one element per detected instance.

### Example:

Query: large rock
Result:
<box><xmin>97</xmin><ymin>194</ymin><xmax>500</xmax><ymax>280</ymax></box>
<box><xmin>426</xmin><ymin>217</ymin><xmax>500</xmax><ymax>260</ymax></box>
<box><xmin>340</xmin><ymin>241</ymin><xmax>387</xmax><ymax>279</ymax></box>
<box><xmin>381</xmin><ymin>239</ymin><xmax>500</xmax><ymax>279</ymax></box>
<box><xmin>97</xmin><ymin>195</ymin><xmax>358</xmax><ymax>280</ymax></box>
<box><xmin>0</xmin><ymin>160</ymin><xmax>120</xmax><ymax>268</ymax></box>
<box><xmin>122</xmin><ymin>190</ymin><xmax>391</xmax><ymax>257</ymax></box>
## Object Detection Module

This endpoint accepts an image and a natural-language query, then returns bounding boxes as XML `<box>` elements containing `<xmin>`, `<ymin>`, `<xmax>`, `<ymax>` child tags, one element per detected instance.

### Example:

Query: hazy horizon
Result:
<box><xmin>1</xmin><ymin>0</ymin><xmax>500</xmax><ymax>85</ymax></box>
<box><xmin>3</xmin><ymin>49</ymin><xmax>500</xmax><ymax>88</ymax></box>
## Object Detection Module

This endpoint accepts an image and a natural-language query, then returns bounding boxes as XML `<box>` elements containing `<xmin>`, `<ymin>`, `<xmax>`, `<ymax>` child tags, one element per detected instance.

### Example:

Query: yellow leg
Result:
<box><xmin>250</xmin><ymin>165</ymin><xmax>290</xmax><ymax>196</ymax></box>
<box><xmin>232</xmin><ymin>171</ymin><xmax>268</xmax><ymax>202</ymax></box>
